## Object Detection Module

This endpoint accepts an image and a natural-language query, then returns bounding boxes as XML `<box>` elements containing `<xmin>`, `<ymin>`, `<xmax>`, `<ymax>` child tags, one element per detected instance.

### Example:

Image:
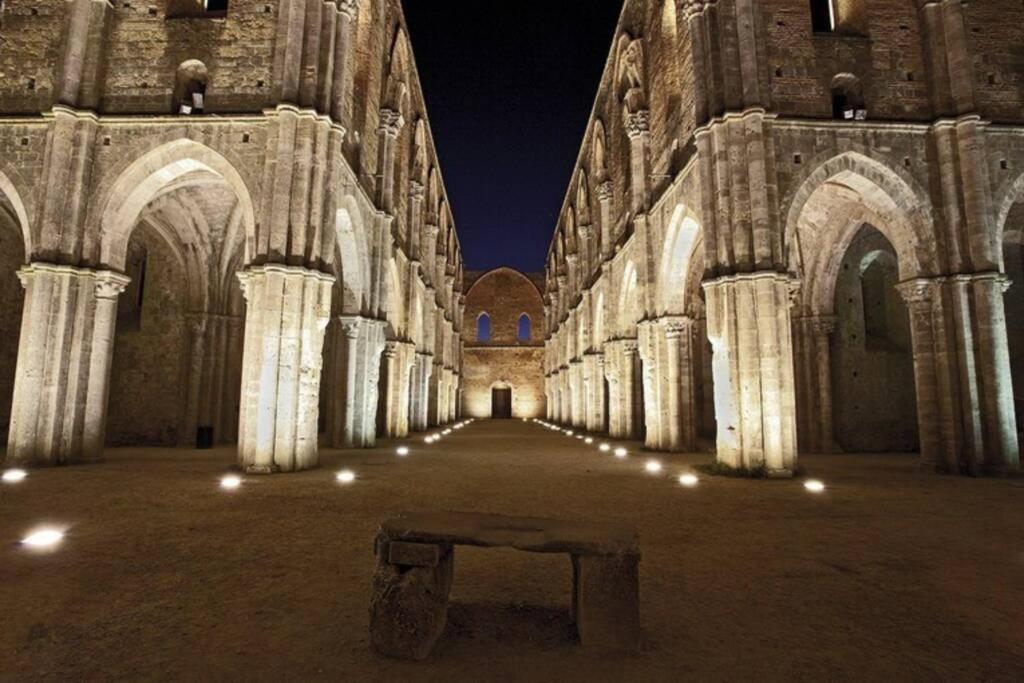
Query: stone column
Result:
<box><xmin>410</xmin><ymin>351</ymin><xmax>433</xmax><ymax>431</ymax></box>
<box><xmin>376</xmin><ymin>109</ymin><xmax>404</xmax><ymax>214</ymax></box>
<box><xmin>792</xmin><ymin>316</ymin><xmax>839</xmax><ymax>454</ymax></box>
<box><xmin>379</xmin><ymin>340</ymin><xmax>416</xmax><ymax>438</ymax></box>
<box><xmin>899</xmin><ymin>275</ymin><xmax>1020</xmax><ymax>475</ymax></box>
<box><xmin>329</xmin><ymin>0</ymin><xmax>360</xmax><ymax>122</ymax></box>
<box><xmin>625</xmin><ymin>111</ymin><xmax>651</xmax><ymax>214</ymax></box>
<box><xmin>237</xmin><ymin>265</ymin><xmax>334</xmax><ymax>474</ymax></box>
<box><xmin>704</xmin><ymin>273</ymin><xmax>799</xmax><ymax>476</ymax></box>
<box><xmin>408</xmin><ymin>181</ymin><xmax>425</xmax><ymax>260</ymax></box>
<box><xmin>639</xmin><ymin>318</ymin><xmax>698</xmax><ymax>452</ymax></box>
<box><xmin>6</xmin><ymin>264</ymin><xmax>129</xmax><ymax>467</ymax></box>
<box><xmin>449</xmin><ymin>371</ymin><xmax>460</xmax><ymax>423</ymax></box>
<box><xmin>326</xmin><ymin>315</ymin><xmax>385</xmax><ymax>448</ymax></box>
<box><xmin>583</xmin><ymin>352</ymin><xmax>606</xmax><ymax>433</ymax></box>
<box><xmin>570</xmin><ymin>359</ymin><xmax>585</xmax><ymax>428</ymax></box>
<box><xmin>597</xmin><ymin>181</ymin><xmax>614</xmax><ymax>262</ymax></box>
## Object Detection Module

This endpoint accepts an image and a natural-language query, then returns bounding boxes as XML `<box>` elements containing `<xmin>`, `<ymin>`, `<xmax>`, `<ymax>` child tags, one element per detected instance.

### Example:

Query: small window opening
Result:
<box><xmin>810</xmin><ymin>0</ymin><xmax>837</xmax><ymax>33</ymax></box>
<box><xmin>477</xmin><ymin>313</ymin><xmax>491</xmax><ymax>343</ymax></box>
<box><xmin>167</xmin><ymin>0</ymin><xmax>228</xmax><ymax>19</ymax></box>
<box><xmin>831</xmin><ymin>73</ymin><xmax>866</xmax><ymax>120</ymax></box>
<box><xmin>174</xmin><ymin>59</ymin><xmax>208</xmax><ymax>115</ymax></box>
<box><xmin>517</xmin><ymin>314</ymin><xmax>532</xmax><ymax>342</ymax></box>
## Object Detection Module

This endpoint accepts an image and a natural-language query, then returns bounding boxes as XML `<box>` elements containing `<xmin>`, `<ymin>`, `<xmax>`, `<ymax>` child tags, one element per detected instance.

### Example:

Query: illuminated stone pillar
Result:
<box><xmin>376</xmin><ymin>108</ymin><xmax>404</xmax><ymax>213</ymax></box>
<box><xmin>449</xmin><ymin>370</ymin><xmax>460</xmax><ymax>423</ymax></box>
<box><xmin>237</xmin><ymin>265</ymin><xmax>334</xmax><ymax>474</ymax></box>
<box><xmin>899</xmin><ymin>275</ymin><xmax>1019</xmax><ymax>475</ymax></box>
<box><xmin>583</xmin><ymin>352</ymin><xmax>606</xmax><ymax>433</ymax></box>
<box><xmin>704</xmin><ymin>273</ymin><xmax>799</xmax><ymax>476</ymax></box>
<box><xmin>604</xmin><ymin>339</ymin><xmax>641</xmax><ymax>439</ymax></box>
<box><xmin>597</xmin><ymin>181</ymin><xmax>614</xmax><ymax>261</ymax></box>
<box><xmin>379</xmin><ymin>340</ymin><xmax>416</xmax><ymax>438</ymax></box>
<box><xmin>326</xmin><ymin>315</ymin><xmax>385</xmax><ymax>448</ymax></box>
<box><xmin>792</xmin><ymin>316</ymin><xmax>839</xmax><ymax>454</ymax></box>
<box><xmin>625</xmin><ymin>111</ymin><xmax>650</xmax><ymax>214</ymax></box>
<box><xmin>328</xmin><ymin>0</ymin><xmax>359</xmax><ymax>121</ymax></box>
<box><xmin>5</xmin><ymin>264</ymin><xmax>129</xmax><ymax>467</ymax></box>
<box><xmin>410</xmin><ymin>351</ymin><xmax>433</xmax><ymax>432</ymax></box>
<box><xmin>570</xmin><ymin>359</ymin><xmax>585</xmax><ymax>428</ymax></box>
<box><xmin>639</xmin><ymin>317</ymin><xmax>699</xmax><ymax>452</ymax></box>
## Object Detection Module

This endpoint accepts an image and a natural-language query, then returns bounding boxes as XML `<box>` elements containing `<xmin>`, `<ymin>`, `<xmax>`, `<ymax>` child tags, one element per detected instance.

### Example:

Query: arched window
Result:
<box><xmin>810</xmin><ymin>0</ymin><xmax>868</xmax><ymax>35</ymax></box>
<box><xmin>831</xmin><ymin>73</ymin><xmax>865</xmax><ymax>120</ymax></box>
<box><xmin>477</xmin><ymin>313</ymin><xmax>491</xmax><ymax>342</ymax></box>
<box><xmin>810</xmin><ymin>0</ymin><xmax>837</xmax><ymax>33</ymax></box>
<box><xmin>517</xmin><ymin>314</ymin><xmax>531</xmax><ymax>342</ymax></box>
<box><xmin>173</xmin><ymin>60</ymin><xmax>209</xmax><ymax>115</ymax></box>
<box><xmin>168</xmin><ymin>0</ymin><xmax>228</xmax><ymax>19</ymax></box>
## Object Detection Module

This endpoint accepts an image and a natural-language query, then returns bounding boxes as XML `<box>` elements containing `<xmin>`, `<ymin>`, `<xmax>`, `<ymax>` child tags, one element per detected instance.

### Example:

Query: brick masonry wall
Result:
<box><xmin>462</xmin><ymin>268</ymin><xmax>546</xmax><ymax>418</ymax></box>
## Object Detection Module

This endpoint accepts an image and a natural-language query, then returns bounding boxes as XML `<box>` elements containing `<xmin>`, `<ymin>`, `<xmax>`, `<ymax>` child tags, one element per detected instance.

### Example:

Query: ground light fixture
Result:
<box><xmin>21</xmin><ymin>527</ymin><xmax>65</xmax><ymax>549</ymax></box>
<box><xmin>585</xmin><ymin>437</ymin><xmax>594</xmax><ymax>445</ymax></box>
<box><xmin>614</xmin><ymin>447</ymin><xmax>628</xmax><ymax>458</ymax></box>
<box><xmin>396</xmin><ymin>447</ymin><xmax>410</xmax><ymax>457</ymax></box>
<box><xmin>2</xmin><ymin>468</ymin><xmax>27</xmax><ymax>483</ymax></box>
<box><xmin>599</xmin><ymin>443</ymin><xmax>611</xmax><ymax>453</ymax></box>
<box><xmin>220</xmin><ymin>475</ymin><xmax>242</xmax><ymax>491</ymax></box>
<box><xmin>679</xmin><ymin>473</ymin><xmax>699</xmax><ymax>487</ymax></box>
<box><xmin>566</xmin><ymin>431</ymin><xmax>574</xmax><ymax>437</ymax></box>
<box><xmin>443</xmin><ymin>429</ymin><xmax>452</xmax><ymax>435</ymax></box>
<box><xmin>645</xmin><ymin>460</ymin><xmax>663</xmax><ymax>474</ymax></box>
<box><xmin>336</xmin><ymin>470</ymin><xmax>356</xmax><ymax>484</ymax></box>
<box><xmin>805</xmin><ymin>479</ymin><xmax>826</xmax><ymax>493</ymax></box>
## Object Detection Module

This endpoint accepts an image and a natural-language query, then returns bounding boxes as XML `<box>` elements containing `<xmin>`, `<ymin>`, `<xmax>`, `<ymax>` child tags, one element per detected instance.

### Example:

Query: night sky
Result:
<box><xmin>403</xmin><ymin>0</ymin><xmax>625</xmax><ymax>274</ymax></box>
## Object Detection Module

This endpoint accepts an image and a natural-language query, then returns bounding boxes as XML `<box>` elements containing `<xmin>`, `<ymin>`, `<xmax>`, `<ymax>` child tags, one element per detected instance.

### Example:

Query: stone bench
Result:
<box><xmin>369</xmin><ymin>511</ymin><xmax>641</xmax><ymax>660</ymax></box>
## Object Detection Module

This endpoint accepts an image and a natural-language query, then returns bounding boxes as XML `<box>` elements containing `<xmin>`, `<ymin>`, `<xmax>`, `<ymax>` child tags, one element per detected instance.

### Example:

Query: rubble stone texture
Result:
<box><xmin>0</xmin><ymin>0</ymin><xmax>466</xmax><ymax>471</ymax></box>
<box><xmin>544</xmin><ymin>0</ymin><xmax>1024</xmax><ymax>477</ymax></box>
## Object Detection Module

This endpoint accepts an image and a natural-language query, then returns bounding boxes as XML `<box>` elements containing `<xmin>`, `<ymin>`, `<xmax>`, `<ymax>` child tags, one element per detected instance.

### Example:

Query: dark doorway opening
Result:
<box><xmin>492</xmin><ymin>387</ymin><xmax>513</xmax><ymax>419</ymax></box>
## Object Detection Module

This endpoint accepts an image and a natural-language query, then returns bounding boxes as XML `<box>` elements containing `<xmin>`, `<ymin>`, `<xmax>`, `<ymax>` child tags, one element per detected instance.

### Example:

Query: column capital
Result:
<box><xmin>624</xmin><ymin>110</ymin><xmax>650</xmax><ymax>139</ymax></box>
<box><xmin>679</xmin><ymin>0</ymin><xmax>716</xmax><ymax>20</ymax></box>
<box><xmin>409</xmin><ymin>180</ymin><xmax>425</xmax><ymax>199</ymax></box>
<box><xmin>596</xmin><ymin>180</ymin><xmax>614</xmax><ymax>202</ymax></box>
<box><xmin>337</xmin><ymin>0</ymin><xmax>359</xmax><ymax>19</ymax></box>
<box><xmin>897</xmin><ymin>277</ymin><xmax>943</xmax><ymax>306</ymax></box>
<box><xmin>423</xmin><ymin>223</ymin><xmax>440</xmax><ymax>237</ymax></box>
<box><xmin>378</xmin><ymin>108</ymin><xmax>405</xmax><ymax>138</ymax></box>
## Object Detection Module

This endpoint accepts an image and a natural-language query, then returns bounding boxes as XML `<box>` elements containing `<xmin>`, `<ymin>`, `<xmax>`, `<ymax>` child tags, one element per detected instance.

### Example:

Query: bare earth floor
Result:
<box><xmin>2</xmin><ymin>420</ymin><xmax>1023</xmax><ymax>682</ymax></box>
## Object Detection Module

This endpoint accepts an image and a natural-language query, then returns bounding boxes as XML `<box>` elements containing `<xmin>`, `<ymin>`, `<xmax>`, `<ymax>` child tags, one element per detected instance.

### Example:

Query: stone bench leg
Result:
<box><xmin>572</xmin><ymin>553</ymin><xmax>640</xmax><ymax>652</ymax></box>
<box><xmin>369</xmin><ymin>539</ymin><xmax>454</xmax><ymax>660</ymax></box>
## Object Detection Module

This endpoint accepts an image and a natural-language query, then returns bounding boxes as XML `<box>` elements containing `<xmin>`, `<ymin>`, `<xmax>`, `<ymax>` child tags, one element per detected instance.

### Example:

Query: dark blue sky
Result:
<box><xmin>404</xmin><ymin>0</ymin><xmax>624</xmax><ymax>274</ymax></box>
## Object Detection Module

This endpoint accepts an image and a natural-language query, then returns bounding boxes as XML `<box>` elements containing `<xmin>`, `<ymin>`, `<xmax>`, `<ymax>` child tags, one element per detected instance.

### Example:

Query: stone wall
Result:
<box><xmin>0</xmin><ymin>215</ymin><xmax>25</xmax><ymax>443</ymax></box>
<box><xmin>106</xmin><ymin>226</ymin><xmax>188</xmax><ymax>447</ymax></box>
<box><xmin>545</xmin><ymin>0</ymin><xmax>1024</xmax><ymax>476</ymax></box>
<box><xmin>462</xmin><ymin>268</ymin><xmax>546</xmax><ymax>419</ymax></box>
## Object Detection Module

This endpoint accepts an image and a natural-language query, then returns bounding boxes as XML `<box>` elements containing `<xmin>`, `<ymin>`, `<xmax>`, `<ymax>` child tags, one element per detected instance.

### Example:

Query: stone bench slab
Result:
<box><xmin>378</xmin><ymin>511</ymin><xmax>640</xmax><ymax>558</ymax></box>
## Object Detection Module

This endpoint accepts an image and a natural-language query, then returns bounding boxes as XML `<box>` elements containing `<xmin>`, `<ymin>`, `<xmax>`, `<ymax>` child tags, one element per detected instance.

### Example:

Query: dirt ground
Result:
<box><xmin>1</xmin><ymin>420</ymin><xmax>1023</xmax><ymax>682</ymax></box>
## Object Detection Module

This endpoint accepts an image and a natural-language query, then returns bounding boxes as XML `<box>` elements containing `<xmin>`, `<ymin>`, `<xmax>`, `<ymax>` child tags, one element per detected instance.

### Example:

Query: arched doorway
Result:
<box><xmin>1001</xmin><ymin>188</ymin><xmax>1024</xmax><ymax>433</ymax></box>
<box><xmin>831</xmin><ymin>225</ymin><xmax>917</xmax><ymax>451</ymax></box>
<box><xmin>787</xmin><ymin>153</ymin><xmax>934</xmax><ymax>457</ymax></box>
<box><xmin>0</xmin><ymin>175</ymin><xmax>27</xmax><ymax>445</ymax></box>
<box><xmin>95</xmin><ymin>141</ymin><xmax>255</xmax><ymax>449</ymax></box>
<box><xmin>491</xmin><ymin>384</ymin><xmax>513</xmax><ymax>419</ymax></box>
